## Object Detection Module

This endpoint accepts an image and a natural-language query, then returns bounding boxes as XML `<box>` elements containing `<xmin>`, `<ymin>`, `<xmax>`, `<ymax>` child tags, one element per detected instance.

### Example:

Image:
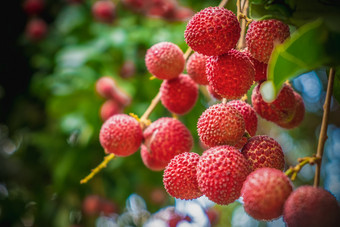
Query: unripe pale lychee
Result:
<box><xmin>197</xmin><ymin>145</ymin><xmax>250</xmax><ymax>205</ymax></box>
<box><xmin>141</xmin><ymin>117</ymin><xmax>193</xmax><ymax>171</ymax></box>
<box><xmin>252</xmin><ymin>83</ymin><xmax>296</xmax><ymax>123</ymax></box>
<box><xmin>241</xmin><ymin>168</ymin><xmax>292</xmax><ymax>221</ymax></box>
<box><xmin>184</xmin><ymin>7</ymin><xmax>240</xmax><ymax>56</ymax></box>
<box><xmin>206</xmin><ymin>49</ymin><xmax>255</xmax><ymax>100</ymax></box>
<box><xmin>186</xmin><ymin>52</ymin><xmax>209</xmax><ymax>85</ymax></box>
<box><xmin>243</xmin><ymin>49</ymin><xmax>267</xmax><ymax>82</ymax></box>
<box><xmin>197</xmin><ymin>103</ymin><xmax>245</xmax><ymax>147</ymax></box>
<box><xmin>241</xmin><ymin>135</ymin><xmax>285</xmax><ymax>171</ymax></box>
<box><xmin>283</xmin><ymin>186</ymin><xmax>340</xmax><ymax>227</ymax></box>
<box><xmin>227</xmin><ymin>100</ymin><xmax>258</xmax><ymax>136</ymax></box>
<box><xmin>277</xmin><ymin>92</ymin><xmax>305</xmax><ymax>129</ymax></box>
<box><xmin>92</xmin><ymin>0</ymin><xmax>116</xmax><ymax>23</ymax></box>
<box><xmin>160</xmin><ymin>74</ymin><xmax>198</xmax><ymax>115</ymax></box>
<box><xmin>99</xmin><ymin>114</ymin><xmax>142</xmax><ymax>156</ymax></box>
<box><xmin>100</xmin><ymin>100</ymin><xmax>123</xmax><ymax>122</ymax></box>
<box><xmin>163</xmin><ymin>152</ymin><xmax>202</xmax><ymax>200</ymax></box>
<box><xmin>145</xmin><ymin>42</ymin><xmax>185</xmax><ymax>80</ymax></box>
<box><xmin>246</xmin><ymin>19</ymin><xmax>290</xmax><ymax>63</ymax></box>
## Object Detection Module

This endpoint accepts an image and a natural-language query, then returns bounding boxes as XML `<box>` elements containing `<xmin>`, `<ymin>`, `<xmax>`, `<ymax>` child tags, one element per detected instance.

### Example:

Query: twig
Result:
<box><xmin>218</xmin><ymin>0</ymin><xmax>230</xmax><ymax>8</ymax></box>
<box><xmin>313</xmin><ymin>68</ymin><xmax>335</xmax><ymax>187</ymax></box>
<box><xmin>285</xmin><ymin>156</ymin><xmax>319</xmax><ymax>181</ymax></box>
<box><xmin>237</xmin><ymin>0</ymin><xmax>251</xmax><ymax>50</ymax></box>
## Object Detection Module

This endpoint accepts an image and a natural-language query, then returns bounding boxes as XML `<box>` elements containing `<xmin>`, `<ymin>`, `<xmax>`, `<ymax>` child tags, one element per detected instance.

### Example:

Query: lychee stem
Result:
<box><xmin>236</xmin><ymin>0</ymin><xmax>250</xmax><ymax>50</ymax></box>
<box><xmin>218</xmin><ymin>0</ymin><xmax>230</xmax><ymax>7</ymax></box>
<box><xmin>314</xmin><ymin>67</ymin><xmax>335</xmax><ymax>187</ymax></box>
<box><xmin>80</xmin><ymin>153</ymin><xmax>115</xmax><ymax>184</ymax></box>
<box><xmin>285</xmin><ymin>156</ymin><xmax>320</xmax><ymax>181</ymax></box>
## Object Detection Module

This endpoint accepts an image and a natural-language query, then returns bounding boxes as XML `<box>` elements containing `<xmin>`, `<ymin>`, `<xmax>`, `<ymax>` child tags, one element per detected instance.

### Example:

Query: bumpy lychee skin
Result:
<box><xmin>252</xmin><ymin>83</ymin><xmax>296</xmax><ymax>123</ymax></box>
<box><xmin>241</xmin><ymin>135</ymin><xmax>284</xmax><ymax>171</ymax></box>
<box><xmin>92</xmin><ymin>0</ymin><xmax>116</xmax><ymax>23</ymax></box>
<box><xmin>141</xmin><ymin>118</ymin><xmax>193</xmax><ymax>171</ymax></box>
<box><xmin>246</xmin><ymin>19</ymin><xmax>290</xmax><ymax>63</ymax></box>
<box><xmin>186</xmin><ymin>52</ymin><xmax>209</xmax><ymax>85</ymax></box>
<box><xmin>206</xmin><ymin>49</ymin><xmax>255</xmax><ymax>100</ymax></box>
<box><xmin>160</xmin><ymin>74</ymin><xmax>198</xmax><ymax>115</ymax></box>
<box><xmin>145</xmin><ymin>42</ymin><xmax>185</xmax><ymax>80</ymax></box>
<box><xmin>243</xmin><ymin>49</ymin><xmax>267</xmax><ymax>82</ymax></box>
<box><xmin>227</xmin><ymin>100</ymin><xmax>258</xmax><ymax>136</ymax></box>
<box><xmin>241</xmin><ymin>168</ymin><xmax>292</xmax><ymax>221</ymax></box>
<box><xmin>184</xmin><ymin>7</ymin><xmax>240</xmax><ymax>56</ymax></box>
<box><xmin>163</xmin><ymin>152</ymin><xmax>203</xmax><ymax>200</ymax></box>
<box><xmin>197</xmin><ymin>146</ymin><xmax>250</xmax><ymax>205</ymax></box>
<box><xmin>99</xmin><ymin>114</ymin><xmax>142</xmax><ymax>156</ymax></box>
<box><xmin>207</xmin><ymin>85</ymin><xmax>222</xmax><ymax>100</ymax></box>
<box><xmin>100</xmin><ymin>100</ymin><xmax>123</xmax><ymax>122</ymax></box>
<box><xmin>283</xmin><ymin>186</ymin><xmax>340</xmax><ymax>227</ymax></box>
<box><xmin>197</xmin><ymin>103</ymin><xmax>245</xmax><ymax>147</ymax></box>
<box><xmin>277</xmin><ymin>92</ymin><xmax>305</xmax><ymax>129</ymax></box>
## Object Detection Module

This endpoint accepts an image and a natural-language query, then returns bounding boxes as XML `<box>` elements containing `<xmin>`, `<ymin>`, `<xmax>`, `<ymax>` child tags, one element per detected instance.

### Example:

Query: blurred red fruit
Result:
<box><xmin>100</xmin><ymin>99</ymin><xmax>123</xmax><ymax>122</ymax></box>
<box><xmin>25</xmin><ymin>18</ymin><xmax>47</xmax><ymax>41</ymax></box>
<box><xmin>23</xmin><ymin>0</ymin><xmax>44</xmax><ymax>15</ymax></box>
<box><xmin>92</xmin><ymin>0</ymin><xmax>116</xmax><ymax>23</ymax></box>
<box><xmin>119</xmin><ymin>60</ymin><xmax>136</xmax><ymax>79</ymax></box>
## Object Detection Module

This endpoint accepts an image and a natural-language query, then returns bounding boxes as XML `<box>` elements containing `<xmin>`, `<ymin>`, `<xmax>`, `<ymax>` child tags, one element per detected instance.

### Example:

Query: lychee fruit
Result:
<box><xmin>163</xmin><ymin>152</ymin><xmax>202</xmax><ymax>200</ymax></box>
<box><xmin>283</xmin><ymin>186</ymin><xmax>340</xmax><ymax>227</ymax></box>
<box><xmin>246</xmin><ymin>19</ymin><xmax>290</xmax><ymax>63</ymax></box>
<box><xmin>100</xmin><ymin>99</ymin><xmax>123</xmax><ymax>122</ymax></box>
<box><xmin>160</xmin><ymin>74</ymin><xmax>198</xmax><ymax>115</ymax></box>
<box><xmin>227</xmin><ymin>100</ymin><xmax>258</xmax><ymax>136</ymax></box>
<box><xmin>251</xmin><ymin>83</ymin><xmax>296</xmax><ymax>123</ymax></box>
<box><xmin>197</xmin><ymin>103</ymin><xmax>245</xmax><ymax>147</ymax></box>
<box><xmin>241</xmin><ymin>135</ymin><xmax>285</xmax><ymax>171</ymax></box>
<box><xmin>119</xmin><ymin>60</ymin><xmax>136</xmax><ymax>79</ymax></box>
<box><xmin>23</xmin><ymin>0</ymin><xmax>45</xmax><ymax>15</ymax></box>
<box><xmin>277</xmin><ymin>91</ymin><xmax>305</xmax><ymax>129</ymax></box>
<box><xmin>243</xmin><ymin>49</ymin><xmax>267</xmax><ymax>82</ymax></box>
<box><xmin>25</xmin><ymin>18</ymin><xmax>47</xmax><ymax>41</ymax></box>
<box><xmin>206</xmin><ymin>49</ymin><xmax>255</xmax><ymax>100</ymax></box>
<box><xmin>92</xmin><ymin>0</ymin><xmax>116</xmax><ymax>23</ymax></box>
<box><xmin>207</xmin><ymin>85</ymin><xmax>222</xmax><ymax>100</ymax></box>
<box><xmin>145</xmin><ymin>42</ymin><xmax>185</xmax><ymax>80</ymax></box>
<box><xmin>241</xmin><ymin>167</ymin><xmax>292</xmax><ymax>221</ymax></box>
<box><xmin>197</xmin><ymin>145</ymin><xmax>250</xmax><ymax>205</ymax></box>
<box><xmin>186</xmin><ymin>52</ymin><xmax>209</xmax><ymax>85</ymax></box>
<box><xmin>184</xmin><ymin>7</ymin><xmax>240</xmax><ymax>56</ymax></box>
<box><xmin>141</xmin><ymin>117</ymin><xmax>193</xmax><ymax>171</ymax></box>
<box><xmin>99</xmin><ymin>114</ymin><xmax>143</xmax><ymax>156</ymax></box>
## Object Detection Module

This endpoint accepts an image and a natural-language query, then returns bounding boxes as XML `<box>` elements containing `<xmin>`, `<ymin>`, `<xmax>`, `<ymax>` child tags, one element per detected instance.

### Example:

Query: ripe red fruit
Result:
<box><xmin>241</xmin><ymin>168</ymin><xmax>292</xmax><ymax>221</ymax></box>
<box><xmin>145</xmin><ymin>42</ymin><xmax>185</xmax><ymax>80</ymax></box>
<box><xmin>227</xmin><ymin>100</ymin><xmax>258</xmax><ymax>136</ymax></box>
<box><xmin>206</xmin><ymin>49</ymin><xmax>255</xmax><ymax>100</ymax></box>
<box><xmin>246</xmin><ymin>19</ymin><xmax>290</xmax><ymax>63</ymax></box>
<box><xmin>241</xmin><ymin>135</ymin><xmax>285</xmax><ymax>171</ymax></box>
<box><xmin>141</xmin><ymin>117</ymin><xmax>193</xmax><ymax>171</ymax></box>
<box><xmin>207</xmin><ymin>85</ymin><xmax>222</xmax><ymax>100</ymax></box>
<box><xmin>25</xmin><ymin>18</ymin><xmax>47</xmax><ymax>41</ymax></box>
<box><xmin>23</xmin><ymin>0</ymin><xmax>44</xmax><ymax>15</ymax></box>
<box><xmin>197</xmin><ymin>103</ymin><xmax>245</xmax><ymax>147</ymax></box>
<box><xmin>283</xmin><ymin>186</ymin><xmax>340</xmax><ymax>227</ymax></box>
<box><xmin>197</xmin><ymin>145</ymin><xmax>250</xmax><ymax>205</ymax></box>
<box><xmin>205</xmin><ymin>207</ymin><xmax>220</xmax><ymax>226</ymax></box>
<box><xmin>100</xmin><ymin>99</ymin><xmax>123</xmax><ymax>121</ymax></box>
<box><xmin>92</xmin><ymin>0</ymin><xmax>116</xmax><ymax>23</ymax></box>
<box><xmin>184</xmin><ymin>7</ymin><xmax>240</xmax><ymax>56</ymax></box>
<box><xmin>160</xmin><ymin>74</ymin><xmax>198</xmax><ymax>115</ymax></box>
<box><xmin>243</xmin><ymin>49</ymin><xmax>267</xmax><ymax>82</ymax></box>
<box><xmin>99</xmin><ymin>114</ymin><xmax>142</xmax><ymax>156</ymax></box>
<box><xmin>145</xmin><ymin>0</ymin><xmax>177</xmax><ymax>18</ymax></box>
<box><xmin>163</xmin><ymin>152</ymin><xmax>202</xmax><ymax>200</ymax></box>
<box><xmin>82</xmin><ymin>195</ymin><xmax>101</xmax><ymax>215</ymax></box>
<box><xmin>153</xmin><ymin>206</ymin><xmax>191</xmax><ymax>227</ymax></box>
<box><xmin>119</xmin><ymin>60</ymin><xmax>136</xmax><ymax>79</ymax></box>
<box><xmin>277</xmin><ymin>92</ymin><xmax>305</xmax><ymax>129</ymax></box>
<box><xmin>252</xmin><ymin>83</ymin><xmax>296</xmax><ymax>123</ymax></box>
<box><xmin>186</xmin><ymin>52</ymin><xmax>209</xmax><ymax>85</ymax></box>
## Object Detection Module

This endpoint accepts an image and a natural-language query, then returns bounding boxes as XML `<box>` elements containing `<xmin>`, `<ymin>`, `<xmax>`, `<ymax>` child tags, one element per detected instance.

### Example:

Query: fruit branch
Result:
<box><xmin>218</xmin><ymin>0</ymin><xmax>230</xmax><ymax>8</ymax></box>
<box><xmin>285</xmin><ymin>156</ymin><xmax>320</xmax><ymax>181</ymax></box>
<box><xmin>236</xmin><ymin>0</ymin><xmax>251</xmax><ymax>50</ymax></box>
<box><xmin>313</xmin><ymin>67</ymin><xmax>335</xmax><ymax>187</ymax></box>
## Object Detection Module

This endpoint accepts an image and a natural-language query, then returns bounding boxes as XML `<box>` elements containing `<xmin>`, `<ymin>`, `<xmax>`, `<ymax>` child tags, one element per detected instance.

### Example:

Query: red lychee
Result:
<box><xmin>141</xmin><ymin>117</ymin><xmax>193</xmax><ymax>171</ymax></box>
<box><xmin>227</xmin><ymin>100</ymin><xmax>258</xmax><ymax>136</ymax></box>
<box><xmin>145</xmin><ymin>0</ymin><xmax>177</xmax><ymax>18</ymax></box>
<box><xmin>197</xmin><ymin>145</ymin><xmax>250</xmax><ymax>205</ymax></box>
<box><xmin>99</xmin><ymin>114</ymin><xmax>143</xmax><ymax>156</ymax></box>
<box><xmin>251</xmin><ymin>83</ymin><xmax>296</xmax><ymax>123</ymax></box>
<box><xmin>246</xmin><ymin>19</ymin><xmax>290</xmax><ymax>63</ymax></box>
<box><xmin>145</xmin><ymin>42</ymin><xmax>185</xmax><ymax>80</ymax></box>
<box><xmin>283</xmin><ymin>186</ymin><xmax>340</xmax><ymax>227</ymax></box>
<box><xmin>241</xmin><ymin>135</ymin><xmax>285</xmax><ymax>171</ymax></box>
<box><xmin>119</xmin><ymin>60</ymin><xmax>136</xmax><ymax>79</ymax></box>
<box><xmin>206</xmin><ymin>49</ymin><xmax>255</xmax><ymax>100</ymax></box>
<box><xmin>23</xmin><ymin>0</ymin><xmax>44</xmax><ymax>15</ymax></box>
<box><xmin>25</xmin><ymin>18</ymin><xmax>47</xmax><ymax>41</ymax></box>
<box><xmin>243</xmin><ymin>49</ymin><xmax>267</xmax><ymax>82</ymax></box>
<box><xmin>163</xmin><ymin>152</ymin><xmax>202</xmax><ymax>200</ymax></box>
<box><xmin>184</xmin><ymin>7</ymin><xmax>240</xmax><ymax>56</ymax></box>
<box><xmin>100</xmin><ymin>99</ymin><xmax>123</xmax><ymax>122</ymax></box>
<box><xmin>207</xmin><ymin>85</ymin><xmax>222</xmax><ymax>100</ymax></box>
<box><xmin>277</xmin><ymin>91</ymin><xmax>305</xmax><ymax>129</ymax></box>
<box><xmin>197</xmin><ymin>103</ymin><xmax>245</xmax><ymax>147</ymax></box>
<box><xmin>186</xmin><ymin>52</ymin><xmax>209</xmax><ymax>85</ymax></box>
<box><xmin>241</xmin><ymin>167</ymin><xmax>292</xmax><ymax>221</ymax></box>
<box><xmin>160</xmin><ymin>74</ymin><xmax>198</xmax><ymax>115</ymax></box>
<box><xmin>92</xmin><ymin>0</ymin><xmax>116</xmax><ymax>23</ymax></box>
